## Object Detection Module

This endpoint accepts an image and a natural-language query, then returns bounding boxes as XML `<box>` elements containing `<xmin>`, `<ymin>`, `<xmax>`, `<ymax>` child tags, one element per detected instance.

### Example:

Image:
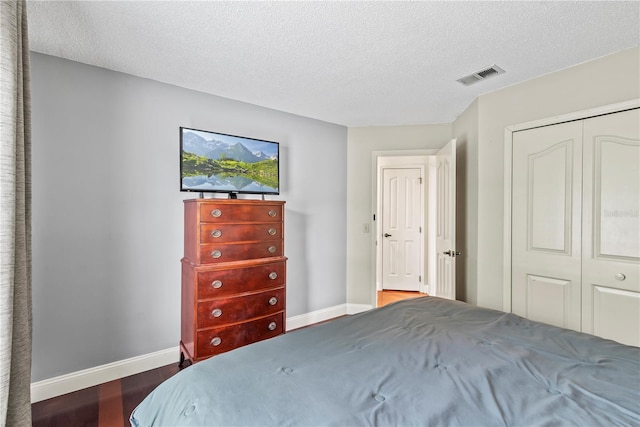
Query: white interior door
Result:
<box><xmin>511</xmin><ymin>121</ymin><xmax>583</xmax><ymax>331</ymax></box>
<box><xmin>381</xmin><ymin>167</ymin><xmax>422</xmax><ymax>291</ymax></box>
<box><xmin>581</xmin><ymin>108</ymin><xmax>640</xmax><ymax>346</ymax></box>
<box><xmin>435</xmin><ymin>139</ymin><xmax>457</xmax><ymax>300</ymax></box>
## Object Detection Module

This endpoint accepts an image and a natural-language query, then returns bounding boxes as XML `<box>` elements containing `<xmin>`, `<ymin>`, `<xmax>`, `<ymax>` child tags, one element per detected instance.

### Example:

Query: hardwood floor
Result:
<box><xmin>32</xmin><ymin>363</ymin><xmax>180</xmax><ymax>427</ymax></box>
<box><xmin>377</xmin><ymin>290</ymin><xmax>426</xmax><ymax>307</ymax></box>
<box><xmin>32</xmin><ymin>296</ymin><xmax>421</xmax><ymax>425</ymax></box>
<box><xmin>30</xmin><ymin>316</ymin><xmax>342</xmax><ymax>426</ymax></box>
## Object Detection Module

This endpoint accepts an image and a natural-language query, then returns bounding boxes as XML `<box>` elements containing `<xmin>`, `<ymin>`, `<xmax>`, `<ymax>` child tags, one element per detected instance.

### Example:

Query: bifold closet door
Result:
<box><xmin>511</xmin><ymin>121</ymin><xmax>583</xmax><ymax>331</ymax></box>
<box><xmin>581</xmin><ymin>108</ymin><xmax>640</xmax><ymax>347</ymax></box>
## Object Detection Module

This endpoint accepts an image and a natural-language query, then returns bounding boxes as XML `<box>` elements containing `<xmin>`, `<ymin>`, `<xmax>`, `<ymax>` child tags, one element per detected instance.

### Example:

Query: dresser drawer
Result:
<box><xmin>197</xmin><ymin>288</ymin><xmax>285</xmax><ymax>328</ymax></box>
<box><xmin>196</xmin><ymin>261</ymin><xmax>285</xmax><ymax>299</ymax></box>
<box><xmin>200</xmin><ymin>203</ymin><xmax>283</xmax><ymax>223</ymax></box>
<box><xmin>196</xmin><ymin>313</ymin><xmax>284</xmax><ymax>358</ymax></box>
<box><xmin>200</xmin><ymin>241</ymin><xmax>283</xmax><ymax>263</ymax></box>
<box><xmin>200</xmin><ymin>223</ymin><xmax>282</xmax><ymax>244</ymax></box>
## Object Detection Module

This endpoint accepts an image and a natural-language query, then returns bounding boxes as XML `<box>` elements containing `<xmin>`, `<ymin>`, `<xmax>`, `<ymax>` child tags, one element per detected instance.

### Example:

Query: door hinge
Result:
<box><xmin>419</xmin><ymin>226</ymin><xmax>422</xmax><ymax>233</ymax></box>
<box><xmin>419</xmin><ymin>275</ymin><xmax>422</xmax><ymax>282</ymax></box>
<box><xmin>419</xmin><ymin>177</ymin><xmax>423</xmax><ymax>184</ymax></box>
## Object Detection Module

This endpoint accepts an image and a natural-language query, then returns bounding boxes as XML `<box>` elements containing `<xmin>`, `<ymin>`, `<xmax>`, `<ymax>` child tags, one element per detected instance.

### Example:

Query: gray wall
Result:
<box><xmin>30</xmin><ymin>52</ymin><xmax>347</xmax><ymax>381</ymax></box>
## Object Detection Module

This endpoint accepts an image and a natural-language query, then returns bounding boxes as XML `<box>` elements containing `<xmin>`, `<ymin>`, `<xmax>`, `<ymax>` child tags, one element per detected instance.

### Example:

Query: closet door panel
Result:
<box><xmin>582</xmin><ymin>108</ymin><xmax>640</xmax><ymax>346</ymax></box>
<box><xmin>591</xmin><ymin>286</ymin><xmax>639</xmax><ymax>347</ymax></box>
<box><xmin>511</xmin><ymin>121</ymin><xmax>582</xmax><ymax>331</ymax></box>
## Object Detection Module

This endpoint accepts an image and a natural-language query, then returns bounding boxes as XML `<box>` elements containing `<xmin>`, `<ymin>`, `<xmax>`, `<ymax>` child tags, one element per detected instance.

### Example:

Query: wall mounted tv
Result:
<box><xmin>180</xmin><ymin>127</ymin><xmax>279</xmax><ymax>197</ymax></box>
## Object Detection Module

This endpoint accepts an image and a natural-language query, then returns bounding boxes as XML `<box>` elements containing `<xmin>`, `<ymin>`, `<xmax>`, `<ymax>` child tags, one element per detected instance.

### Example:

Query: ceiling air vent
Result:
<box><xmin>457</xmin><ymin>65</ymin><xmax>505</xmax><ymax>86</ymax></box>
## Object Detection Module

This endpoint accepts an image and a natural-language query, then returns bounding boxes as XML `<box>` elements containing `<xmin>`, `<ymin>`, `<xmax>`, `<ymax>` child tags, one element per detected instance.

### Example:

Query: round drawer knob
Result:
<box><xmin>269</xmin><ymin>297</ymin><xmax>278</xmax><ymax>306</ymax></box>
<box><xmin>268</xmin><ymin>228</ymin><xmax>277</xmax><ymax>236</ymax></box>
<box><xmin>211</xmin><ymin>229</ymin><xmax>222</xmax><ymax>238</ymax></box>
<box><xmin>211</xmin><ymin>209</ymin><xmax>222</xmax><ymax>218</ymax></box>
<box><xmin>210</xmin><ymin>337</ymin><xmax>222</xmax><ymax>346</ymax></box>
<box><xmin>268</xmin><ymin>246</ymin><xmax>277</xmax><ymax>254</ymax></box>
<box><xmin>211</xmin><ymin>250</ymin><xmax>222</xmax><ymax>259</ymax></box>
<box><xmin>211</xmin><ymin>280</ymin><xmax>223</xmax><ymax>289</ymax></box>
<box><xmin>212</xmin><ymin>308</ymin><xmax>222</xmax><ymax>318</ymax></box>
<box><xmin>615</xmin><ymin>273</ymin><xmax>626</xmax><ymax>281</ymax></box>
<box><xmin>269</xmin><ymin>272</ymin><xmax>278</xmax><ymax>280</ymax></box>
<box><xmin>268</xmin><ymin>322</ymin><xmax>277</xmax><ymax>331</ymax></box>
<box><xmin>268</xmin><ymin>209</ymin><xmax>277</xmax><ymax>217</ymax></box>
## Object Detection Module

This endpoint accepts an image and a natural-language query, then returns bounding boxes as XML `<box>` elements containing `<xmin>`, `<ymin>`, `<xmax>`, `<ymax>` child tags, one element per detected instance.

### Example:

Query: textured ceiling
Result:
<box><xmin>27</xmin><ymin>1</ymin><xmax>640</xmax><ymax>127</ymax></box>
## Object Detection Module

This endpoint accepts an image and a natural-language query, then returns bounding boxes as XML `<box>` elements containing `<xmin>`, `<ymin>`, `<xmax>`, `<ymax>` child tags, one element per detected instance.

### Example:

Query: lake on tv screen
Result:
<box><xmin>181</xmin><ymin>129</ymin><xmax>279</xmax><ymax>193</ymax></box>
<box><xmin>182</xmin><ymin>174</ymin><xmax>278</xmax><ymax>193</ymax></box>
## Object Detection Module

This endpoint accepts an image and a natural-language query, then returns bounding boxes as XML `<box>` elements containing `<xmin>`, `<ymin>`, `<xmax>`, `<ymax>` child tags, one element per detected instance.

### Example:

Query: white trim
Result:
<box><xmin>346</xmin><ymin>303</ymin><xmax>373</xmax><ymax>315</ymax></box>
<box><xmin>376</xmin><ymin>157</ymin><xmax>427</xmax><ymax>294</ymax></box>
<box><xmin>286</xmin><ymin>303</ymin><xmax>373</xmax><ymax>330</ymax></box>
<box><xmin>30</xmin><ymin>346</ymin><xmax>180</xmax><ymax>403</ymax></box>
<box><xmin>31</xmin><ymin>304</ymin><xmax>374</xmax><ymax>403</ymax></box>
<box><xmin>286</xmin><ymin>304</ymin><xmax>349</xmax><ymax>330</ymax></box>
<box><xmin>503</xmin><ymin>127</ymin><xmax>513</xmax><ymax>312</ymax></box>
<box><xmin>371</xmin><ymin>149</ymin><xmax>440</xmax><ymax>307</ymax></box>
<box><xmin>505</xmin><ymin>99</ymin><xmax>640</xmax><ymax>134</ymax></box>
<box><xmin>502</xmin><ymin>99</ymin><xmax>640</xmax><ymax>313</ymax></box>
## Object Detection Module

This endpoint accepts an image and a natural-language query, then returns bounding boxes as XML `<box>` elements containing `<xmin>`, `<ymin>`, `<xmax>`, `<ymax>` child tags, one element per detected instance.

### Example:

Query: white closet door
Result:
<box><xmin>582</xmin><ymin>108</ymin><xmax>640</xmax><ymax>346</ymax></box>
<box><xmin>511</xmin><ymin>121</ymin><xmax>583</xmax><ymax>331</ymax></box>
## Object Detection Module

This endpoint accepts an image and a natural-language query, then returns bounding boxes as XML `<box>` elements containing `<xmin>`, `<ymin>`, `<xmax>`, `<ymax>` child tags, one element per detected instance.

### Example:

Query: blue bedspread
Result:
<box><xmin>131</xmin><ymin>297</ymin><xmax>640</xmax><ymax>426</ymax></box>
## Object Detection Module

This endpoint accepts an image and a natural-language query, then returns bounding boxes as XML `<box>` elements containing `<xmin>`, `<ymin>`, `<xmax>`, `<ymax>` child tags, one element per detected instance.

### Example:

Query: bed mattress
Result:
<box><xmin>131</xmin><ymin>297</ymin><xmax>640</xmax><ymax>426</ymax></box>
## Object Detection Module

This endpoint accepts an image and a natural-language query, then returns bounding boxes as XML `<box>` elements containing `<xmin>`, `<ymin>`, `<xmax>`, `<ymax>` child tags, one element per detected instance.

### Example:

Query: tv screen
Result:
<box><xmin>180</xmin><ymin>127</ymin><xmax>279</xmax><ymax>196</ymax></box>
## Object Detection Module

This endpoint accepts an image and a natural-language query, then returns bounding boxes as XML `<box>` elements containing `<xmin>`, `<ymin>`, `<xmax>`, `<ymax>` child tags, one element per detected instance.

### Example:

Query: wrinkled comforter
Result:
<box><xmin>131</xmin><ymin>297</ymin><xmax>640</xmax><ymax>426</ymax></box>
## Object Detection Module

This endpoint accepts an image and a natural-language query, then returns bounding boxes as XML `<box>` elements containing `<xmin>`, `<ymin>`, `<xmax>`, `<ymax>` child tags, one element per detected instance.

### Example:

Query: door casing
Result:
<box><xmin>372</xmin><ymin>150</ymin><xmax>438</xmax><ymax>307</ymax></box>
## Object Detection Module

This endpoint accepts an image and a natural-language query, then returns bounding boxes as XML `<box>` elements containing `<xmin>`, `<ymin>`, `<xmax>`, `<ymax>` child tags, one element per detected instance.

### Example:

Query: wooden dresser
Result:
<box><xmin>180</xmin><ymin>199</ymin><xmax>286</xmax><ymax>364</ymax></box>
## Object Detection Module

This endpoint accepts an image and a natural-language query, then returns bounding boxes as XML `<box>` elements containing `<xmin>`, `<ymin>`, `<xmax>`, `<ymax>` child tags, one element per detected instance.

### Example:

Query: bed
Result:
<box><xmin>130</xmin><ymin>297</ymin><xmax>640</xmax><ymax>426</ymax></box>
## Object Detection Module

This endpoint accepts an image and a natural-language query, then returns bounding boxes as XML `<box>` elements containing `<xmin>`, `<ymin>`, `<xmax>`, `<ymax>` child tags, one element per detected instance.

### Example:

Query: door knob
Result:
<box><xmin>384</xmin><ymin>233</ymin><xmax>392</xmax><ymax>237</ymax></box>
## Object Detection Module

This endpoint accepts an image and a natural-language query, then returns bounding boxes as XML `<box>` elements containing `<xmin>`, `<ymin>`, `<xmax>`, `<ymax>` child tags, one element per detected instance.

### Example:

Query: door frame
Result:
<box><xmin>502</xmin><ymin>98</ymin><xmax>639</xmax><ymax>313</ymax></box>
<box><xmin>371</xmin><ymin>149</ymin><xmax>438</xmax><ymax>307</ymax></box>
<box><xmin>378</xmin><ymin>160</ymin><xmax>426</xmax><ymax>292</ymax></box>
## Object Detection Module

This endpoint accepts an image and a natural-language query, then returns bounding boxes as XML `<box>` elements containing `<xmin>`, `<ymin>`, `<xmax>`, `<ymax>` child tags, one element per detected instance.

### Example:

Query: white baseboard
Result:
<box><xmin>286</xmin><ymin>303</ymin><xmax>373</xmax><ymax>330</ymax></box>
<box><xmin>31</xmin><ymin>303</ymin><xmax>375</xmax><ymax>403</ymax></box>
<box><xmin>346</xmin><ymin>303</ymin><xmax>373</xmax><ymax>315</ymax></box>
<box><xmin>30</xmin><ymin>346</ymin><xmax>180</xmax><ymax>403</ymax></box>
<box><xmin>286</xmin><ymin>303</ymin><xmax>347</xmax><ymax>330</ymax></box>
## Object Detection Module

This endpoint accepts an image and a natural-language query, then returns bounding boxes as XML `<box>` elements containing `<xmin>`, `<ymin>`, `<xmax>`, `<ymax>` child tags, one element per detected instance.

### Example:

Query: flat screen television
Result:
<box><xmin>180</xmin><ymin>127</ymin><xmax>279</xmax><ymax>196</ymax></box>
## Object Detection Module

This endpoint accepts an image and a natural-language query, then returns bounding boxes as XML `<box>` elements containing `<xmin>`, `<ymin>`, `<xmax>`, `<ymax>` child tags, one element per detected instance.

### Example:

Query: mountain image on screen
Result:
<box><xmin>181</xmin><ymin>129</ymin><xmax>278</xmax><ymax>193</ymax></box>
